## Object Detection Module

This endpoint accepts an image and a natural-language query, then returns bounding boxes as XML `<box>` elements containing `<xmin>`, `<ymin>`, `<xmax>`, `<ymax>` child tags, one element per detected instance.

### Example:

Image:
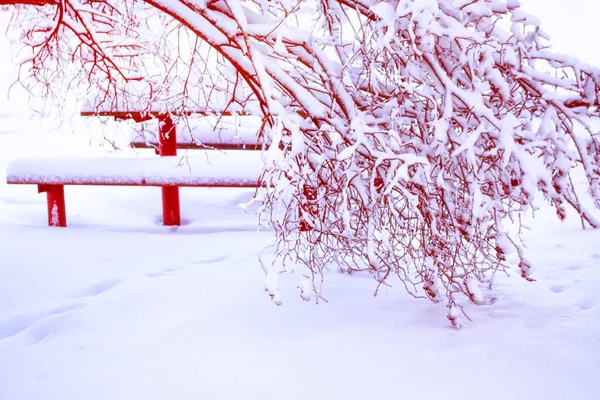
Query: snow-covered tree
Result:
<box><xmin>3</xmin><ymin>0</ymin><xmax>600</xmax><ymax>325</ymax></box>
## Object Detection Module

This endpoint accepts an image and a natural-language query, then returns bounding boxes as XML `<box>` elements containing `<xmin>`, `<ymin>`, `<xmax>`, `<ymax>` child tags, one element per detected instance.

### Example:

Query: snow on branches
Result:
<box><xmin>5</xmin><ymin>0</ymin><xmax>600</xmax><ymax>325</ymax></box>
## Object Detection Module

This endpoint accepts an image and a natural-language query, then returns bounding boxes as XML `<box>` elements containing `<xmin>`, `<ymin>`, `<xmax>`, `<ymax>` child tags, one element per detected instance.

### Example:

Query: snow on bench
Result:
<box><xmin>6</xmin><ymin>151</ymin><xmax>265</xmax><ymax>227</ymax></box>
<box><xmin>74</xmin><ymin>92</ymin><xmax>268</xmax><ymax>227</ymax></box>
<box><xmin>129</xmin><ymin>117</ymin><xmax>266</xmax><ymax>150</ymax></box>
<box><xmin>7</xmin><ymin>152</ymin><xmax>264</xmax><ymax>187</ymax></box>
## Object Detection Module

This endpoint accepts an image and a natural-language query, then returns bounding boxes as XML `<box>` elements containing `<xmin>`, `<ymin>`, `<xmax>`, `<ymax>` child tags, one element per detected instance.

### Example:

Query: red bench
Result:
<box><xmin>6</xmin><ymin>111</ymin><xmax>267</xmax><ymax>227</ymax></box>
<box><xmin>6</xmin><ymin>152</ymin><xmax>264</xmax><ymax>227</ymax></box>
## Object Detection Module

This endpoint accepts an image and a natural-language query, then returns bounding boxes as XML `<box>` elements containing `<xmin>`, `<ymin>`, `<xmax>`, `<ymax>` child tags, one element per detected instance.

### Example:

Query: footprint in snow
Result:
<box><xmin>25</xmin><ymin>312</ymin><xmax>80</xmax><ymax>344</ymax></box>
<box><xmin>549</xmin><ymin>284</ymin><xmax>567</xmax><ymax>293</ymax></box>
<box><xmin>591</xmin><ymin>253</ymin><xmax>600</xmax><ymax>260</ymax></box>
<box><xmin>0</xmin><ymin>301</ymin><xmax>85</xmax><ymax>341</ymax></box>
<box><xmin>146</xmin><ymin>256</ymin><xmax>229</xmax><ymax>278</ymax></box>
<box><xmin>576</xmin><ymin>300</ymin><xmax>594</xmax><ymax>311</ymax></box>
<box><xmin>75</xmin><ymin>278</ymin><xmax>122</xmax><ymax>297</ymax></box>
<box><xmin>190</xmin><ymin>256</ymin><xmax>229</xmax><ymax>265</ymax></box>
<box><xmin>147</xmin><ymin>267</ymin><xmax>176</xmax><ymax>278</ymax></box>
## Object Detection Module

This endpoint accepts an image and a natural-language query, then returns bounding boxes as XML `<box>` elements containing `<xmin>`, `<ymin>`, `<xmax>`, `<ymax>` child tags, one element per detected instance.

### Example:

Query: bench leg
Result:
<box><xmin>38</xmin><ymin>184</ymin><xmax>67</xmax><ymax>227</ymax></box>
<box><xmin>162</xmin><ymin>186</ymin><xmax>181</xmax><ymax>226</ymax></box>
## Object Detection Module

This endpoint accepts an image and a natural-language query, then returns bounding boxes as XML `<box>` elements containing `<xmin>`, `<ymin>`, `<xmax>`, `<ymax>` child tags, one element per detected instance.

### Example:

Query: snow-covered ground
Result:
<box><xmin>1</xmin><ymin>107</ymin><xmax>600</xmax><ymax>400</ymax></box>
<box><xmin>2</xmin><ymin>3</ymin><xmax>600</xmax><ymax>399</ymax></box>
<box><xmin>0</xmin><ymin>109</ymin><xmax>600</xmax><ymax>400</ymax></box>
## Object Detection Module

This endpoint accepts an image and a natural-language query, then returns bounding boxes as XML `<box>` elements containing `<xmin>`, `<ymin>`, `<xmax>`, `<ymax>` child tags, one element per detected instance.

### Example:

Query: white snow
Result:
<box><xmin>130</xmin><ymin>117</ymin><xmax>265</xmax><ymax>147</ymax></box>
<box><xmin>7</xmin><ymin>152</ymin><xmax>264</xmax><ymax>187</ymax></box>
<box><xmin>50</xmin><ymin>202</ymin><xmax>59</xmax><ymax>226</ymax></box>
<box><xmin>2</xmin><ymin>102</ymin><xmax>600</xmax><ymax>400</ymax></box>
<box><xmin>2</xmin><ymin>3</ymin><xmax>600</xmax><ymax>400</ymax></box>
<box><xmin>2</xmin><ymin>141</ymin><xmax>600</xmax><ymax>399</ymax></box>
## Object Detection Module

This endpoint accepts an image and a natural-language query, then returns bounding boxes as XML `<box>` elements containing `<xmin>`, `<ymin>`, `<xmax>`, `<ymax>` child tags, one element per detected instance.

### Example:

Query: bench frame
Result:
<box><xmin>39</xmin><ymin>184</ymin><xmax>67</xmax><ymax>227</ymax></box>
<box><xmin>12</xmin><ymin>111</ymin><xmax>263</xmax><ymax>227</ymax></box>
<box><xmin>156</xmin><ymin>115</ymin><xmax>180</xmax><ymax>226</ymax></box>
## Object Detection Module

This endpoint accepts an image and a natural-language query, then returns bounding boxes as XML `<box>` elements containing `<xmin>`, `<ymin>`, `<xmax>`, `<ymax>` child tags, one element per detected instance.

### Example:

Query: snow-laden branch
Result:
<box><xmin>5</xmin><ymin>0</ymin><xmax>600</xmax><ymax>325</ymax></box>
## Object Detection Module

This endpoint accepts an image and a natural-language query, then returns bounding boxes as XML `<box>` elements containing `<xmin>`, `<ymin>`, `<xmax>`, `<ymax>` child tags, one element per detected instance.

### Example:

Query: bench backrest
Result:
<box><xmin>130</xmin><ymin>116</ymin><xmax>267</xmax><ymax>150</ymax></box>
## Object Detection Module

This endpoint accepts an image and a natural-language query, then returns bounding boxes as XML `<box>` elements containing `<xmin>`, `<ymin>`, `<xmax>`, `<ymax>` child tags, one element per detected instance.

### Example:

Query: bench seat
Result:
<box><xmin>6</xmin><ymin>151</ymin><xmax>266</xmax><ymax>227</ymax></box>
<box><xmin>7</xmin><ymin>151</ymin><xmax>264</xmax><ymax>187</ymax></box>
